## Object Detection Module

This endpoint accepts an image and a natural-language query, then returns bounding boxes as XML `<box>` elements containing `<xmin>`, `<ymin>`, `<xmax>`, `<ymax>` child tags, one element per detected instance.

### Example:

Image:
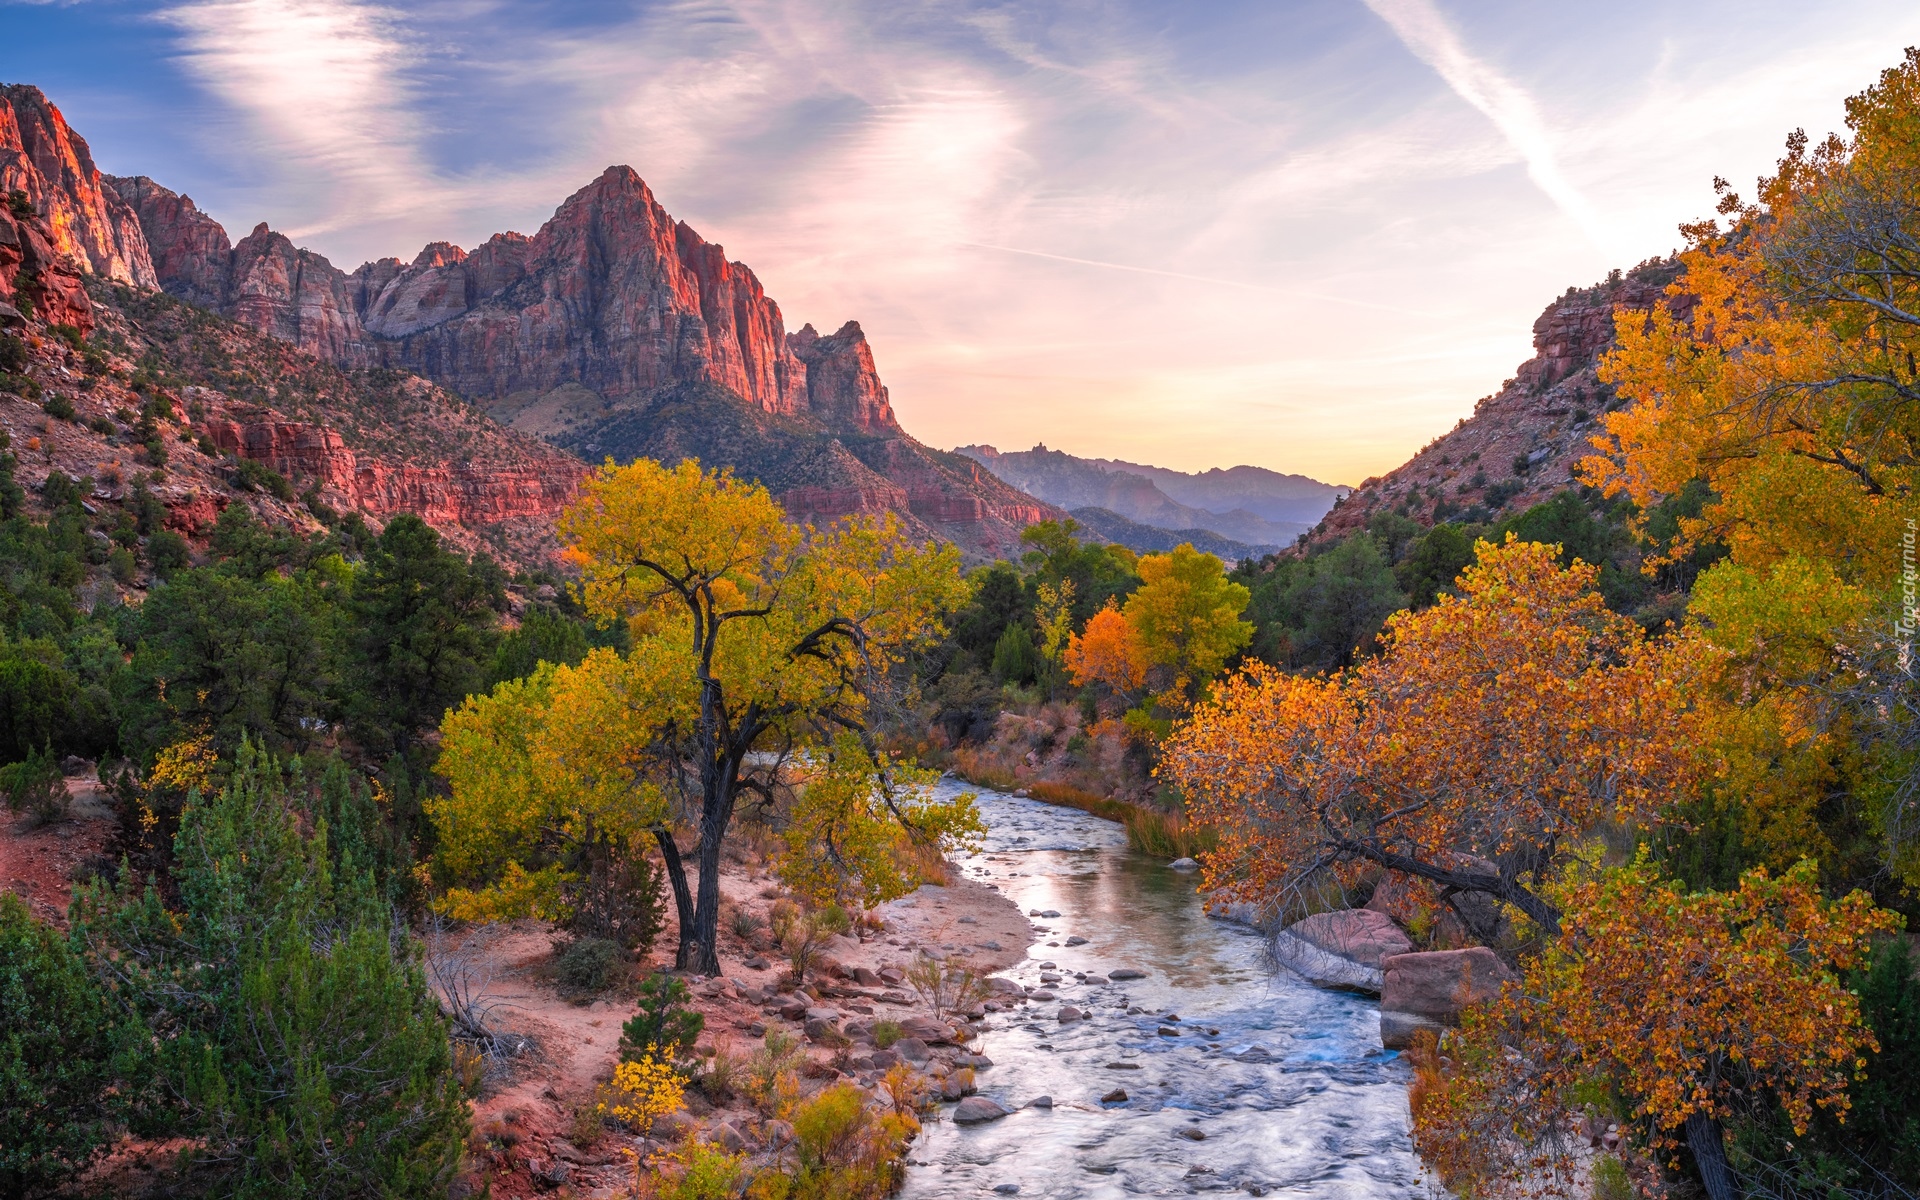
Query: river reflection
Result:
<box><xmin>898</xmin><ymin>781</ymin><xmax>1439</xmax><ymax>1199</ymax></box>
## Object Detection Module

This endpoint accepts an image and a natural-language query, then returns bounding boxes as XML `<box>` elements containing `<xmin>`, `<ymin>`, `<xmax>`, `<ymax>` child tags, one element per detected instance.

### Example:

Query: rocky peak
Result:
<box><xmin>226</xmin><ymin>221</ymin><xmax>371</xmax><ymax>367</ymax></box>
<box><xmin>105</xmin><ymin>175</ymin><xmax>231</xmax><ymax>308</ymax></box>
<box><xmin>788</xmin><ymin>320</ymin><xmax>901</xmax><ymax>435</ymax></box>
<box><xmin>0</xmin><ymin>83</ymin><xmax>155</xmax><ymax>288</ymax></box>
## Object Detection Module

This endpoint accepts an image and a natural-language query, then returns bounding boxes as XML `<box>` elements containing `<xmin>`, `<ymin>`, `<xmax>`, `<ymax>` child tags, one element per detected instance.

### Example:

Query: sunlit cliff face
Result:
<box><xmin>11</xmin><ymin>0</ymin><xmax>1920</xmax><ymax>482</ymax></box>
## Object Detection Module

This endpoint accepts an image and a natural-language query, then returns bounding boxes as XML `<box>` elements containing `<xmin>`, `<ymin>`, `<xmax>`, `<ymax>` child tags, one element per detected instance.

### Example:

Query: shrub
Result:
<box><xmin>107</xmin><ymin>546</ymin><xmax>136</xmax><ymax>584</ymax></box>
<box><xmin>68</xmin><ymin>742</ymin><xmax>470</xmax><ymax>1197</ymax></box>
<box><xmin>0</xmin><ymin>893</ymin><xmax>132</xmax><ymax>1197</ymax></box>
<box><xmin>39</xmin><ymin>393</ymin><xmax>74</xmax><ymax>422</ymax></box>
<box><xmin>728</xmin><ymin>905</ymin><xmax>764</xmax><ymax>941</ymax></box>
<box><xmin>1590</xmin><ymin>1155</ymin><xmax>1632</xmax><ymax>1200</ymax></box>
<box><xmin>870</xmin><ymin>1020</ymin><xmax>902</xmax><ymax>1050</ymax></box>
<box><xmin>0</xmin><ymin>333</ymin><xmax>27</xmax><ymax>374</ymax></box>
<box><xmin>620</xmin><ymin>973</ymin><xmax>705</xmax><ymax>1062</ymax></box>
<box><xmin>905</xmin><ymin>955</ymin><xmax>986</xmax><ymax>1021</ymax></box>
<box><xmin>1</xmin><ymin>745</ymin><xmax>64</xmax><ymax>826</ymax></box>
<box><xmin>553</xmin><ymin>935</ymin><xmax>624</xmax><ymax>996</ymax></box>
<box><xmin>593</xmin><ymin>1054</ymin><xmax>683</xmax><ymax>1135</ymax></box>
<box><xmin>639</xmin><ymin>1141</ymin><xmax>746</xmax><ymax>1200</ymax></box>
<box><xmin>229</xmin><ymin>455</ymin><xmax>295</xmax><ymax>500</ymax></box>
<box><xmin>766</xmin><ymin>1082</ymin><xmax>916</xmax><ymax>1200</ymax></box>
<box><xmin>147</xmin><ymin>529</ymin><xmax>190</xmax><ymax>576</ymax></box>
<box><xmin>5</xmin><ymin>190</ymin><xmax>29</xmax><ymax>218</ymax></box>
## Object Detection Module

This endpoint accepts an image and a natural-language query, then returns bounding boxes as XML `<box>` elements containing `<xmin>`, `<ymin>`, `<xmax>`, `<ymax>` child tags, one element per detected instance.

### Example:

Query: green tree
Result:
<box><xmin>1284</xmin><ymin>534</ymin><xmax>1406</xmax><ymax>670</ymax></box>
<box><xmin>341</xmin><ymin>515</ymin><xmax>501</xmax><ymax>759</ymax></box>
<box><xmin>1395</xmin><ymin>522</ymin><xmax>1475</xmax><ymax>609</ymax></box>
<box><xmin>990</xmin><ymin>621</ymin><xmax>1038</xmax><ymax>685</ymax></box>
<box><xmin>71</xmin><ymin>743</ymin><xmax>469</xmax><ymax>1198</ymax></box>
<box><xmin>0</xmin><ymin>893</ymin><xmax>133</xmax><ymax>1197</ymax></box>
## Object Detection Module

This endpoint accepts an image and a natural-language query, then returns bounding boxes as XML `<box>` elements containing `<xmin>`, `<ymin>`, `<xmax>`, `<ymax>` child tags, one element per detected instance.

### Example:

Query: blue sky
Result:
<box><xmin>7</xmin><ymin>1</ymin><xmax>1920</xmax><ymax>482</ymax></box>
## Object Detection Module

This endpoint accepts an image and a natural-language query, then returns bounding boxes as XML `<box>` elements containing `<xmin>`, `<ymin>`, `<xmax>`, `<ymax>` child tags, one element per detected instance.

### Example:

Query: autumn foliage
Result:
<box><xmin>1415</xmin><ymin>858</ymin><xmax>1896</xmax><ymax>1193</ymax></box>
<box><xmin>1165</xmin><ymin>537</ymin><xmax>1714</xmax><ymax>934</ymax></box>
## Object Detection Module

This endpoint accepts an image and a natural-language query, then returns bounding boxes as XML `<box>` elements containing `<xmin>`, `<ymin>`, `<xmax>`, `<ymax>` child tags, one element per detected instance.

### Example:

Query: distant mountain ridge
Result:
<box><xmin>955</xmin><ymin>443</ymin><xmax>1344</xmax><ymax>553</ymax></box>
<box><xmin>1064</xmin><ymin>507</ymin><xmax>1266</xmax><ymax>562</ymax></box>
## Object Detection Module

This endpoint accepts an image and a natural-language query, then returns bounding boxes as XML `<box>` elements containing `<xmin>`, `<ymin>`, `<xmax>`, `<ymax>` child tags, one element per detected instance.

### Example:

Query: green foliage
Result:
<box><xmin>1395</xmin><ymin>522</ymin><xmax>1475</xmax><ymax>609</ymax></box>
<box><xmin>70</xmin><ymin>742</ymin><xmax>470</xmax><ymax>1198</ymax></box>
<box><xmin>0</xmin><ymin>637</ymin><xmax>101</xmax><ymax>763</ymax></box>
<box><xmin>228</xmin><ymin>455</ymin><xmax>295</xmax><ymax>501</ymax></box>
<box><xmin>5</xmin><ymin>190</ymin><xmax>29</xmax><ymax>218</ymax></box>
<box><xmin>620</xmin><ymin>973</ymin><xmax>706</xmax><ymax>1061</ymax></box>
<box><xmin>553</xmin><ymin>936</ymin><xmax>625</xmax><ymax>996</ymax></box>
<box><xmin>0</xmin><ymin>333</ymin><xmax>29</xmax><ymax>374</ymax></box>
<box><xmin>0</xmin><ymin>743</ymin><xmax>64</xmax><ymax>825</ymax></box>
<box><xmin>485</xmin><ymin>603</ymin><xmax>594</xmax><ymax>687</ymax></box>
<box><xmin>341</xmin><ymin>515</ymin><xmax>501</xmax><ymax>758</ymax></box>
<box><xmin>948</xmin><ymin>563</ymin><xmax>1030</xmax><ymax>675</ymax></box>
<box><xmin>39</xmin><ymin>393</ymin><xmax>75</xmax><ymax>422</ymax></box>
<box><xmin>990</xmin><ymin>620</ymin><xmax>1038</xmax><ymax>685</ymax></box>
<box><xmin>0</xmin><ymin>893</ymin><xmax>133</xmax><ymax>1198</ymax></box>
<box><xmin>147</xmin><ymin>528</ymin><xmax>191</xmax><ymax>576</ymax></box>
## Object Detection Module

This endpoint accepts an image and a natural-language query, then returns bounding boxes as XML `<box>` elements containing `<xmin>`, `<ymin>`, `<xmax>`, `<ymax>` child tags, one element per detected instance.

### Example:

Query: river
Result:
<box><xmin>898</xmin><ymin>780</ymin><xmax>1440</xmax><ymax>1199</ymax></box>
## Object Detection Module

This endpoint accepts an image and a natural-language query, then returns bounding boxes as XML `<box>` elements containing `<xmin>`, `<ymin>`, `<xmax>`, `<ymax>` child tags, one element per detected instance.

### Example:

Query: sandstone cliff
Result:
<box><xmin>109</xmin><ymin>160</ymin><xmax>1050</xmax><ymax>558</ymax></box>
<box><xmin>1303</xmin><ymin>263</ymin><xmax>1686</xmax><ymax>548</ymax></box>
<box><xmin>0</xmin><ymin>84</ymin><xmax>154</xmax><ymax>289</ymax></box>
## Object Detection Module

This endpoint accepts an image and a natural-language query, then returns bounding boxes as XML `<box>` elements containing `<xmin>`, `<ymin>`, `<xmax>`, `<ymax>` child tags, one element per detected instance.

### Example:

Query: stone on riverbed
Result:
<box><xmin>953</xmin><ymin>1096</ymin><xmax>1010</xmax><ymax>1124</ymax></box>
<box><xmin>1168</xmin><ymin>857</ymin><xmax>1199</xmax><ymax>871</ymax></box>
<box><xmin>1380</xmin><ymin>947</ymin><xmax>1516</xmax><ymax>1021</ymax></box>
<box><xmin>1108</xmin><ymin>967</ymin><xmax>1147</xmax><ymax>980</ymax></box>
<box><xmin>1271</xmin><ymin>909</ymin><xmax>1412</xmax><ymax>994</ymax></box>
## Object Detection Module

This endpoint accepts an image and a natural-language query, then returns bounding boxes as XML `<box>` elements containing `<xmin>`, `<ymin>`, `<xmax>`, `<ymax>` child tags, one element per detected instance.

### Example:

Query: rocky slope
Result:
<box><xmin>2</xmin><ymin>206</ymin><xmax>580</xmax><ymax>567</ymax></box>
<box><xmin>1302</xmin><ymin>262</ymin><xmax>1687</xmax><ymax>548</ymax></box>
<box><xmin>105</xmin><ymin>158</ymin><xmax>1055</xmax><ymax>558</ymax></box>
<box><xmin>958</xmin><ymin>443</ymin><xmax>1336</xmax><ymax>550</ymax></box>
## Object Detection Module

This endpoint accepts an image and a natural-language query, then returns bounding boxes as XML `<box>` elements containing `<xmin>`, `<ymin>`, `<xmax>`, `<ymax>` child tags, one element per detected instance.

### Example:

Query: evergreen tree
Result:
<box><xmin>71</xmin><ymin>743</ymin><xmax>468</xmax><ymax>1198</ymax></box>
<box><xmin>0</xmin><ymin>893</ymin><xmax>135</xmax><ymax>1197</ymax></box>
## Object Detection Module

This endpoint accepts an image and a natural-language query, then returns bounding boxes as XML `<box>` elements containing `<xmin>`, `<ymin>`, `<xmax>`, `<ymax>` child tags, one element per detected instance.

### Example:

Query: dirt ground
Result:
<box><xmin>452</xmin><ymin>853</ymin><xmax>1034</xmax><ymax>1199</ymax></box>
<box><xmin>0</xmin><ymin>767</ymin><xmax>116</xmax><ymax>924</ymax></box>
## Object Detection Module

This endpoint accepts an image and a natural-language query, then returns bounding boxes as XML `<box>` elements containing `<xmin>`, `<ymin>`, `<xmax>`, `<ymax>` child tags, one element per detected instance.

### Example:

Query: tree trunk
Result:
<box><xmin>676</xmin><ymin>755</ymin><xmax>736</xmax><ymax>975</ymax></box>
<box><xmin>654</xmin><ymin>829</ymin><xmax>696</xmax><ymax>962</ymax></box>
<box><xmin>1684</xmin><ymin>1112</ymin><xmax>1739</xmax><ymax>1200</ymax></box>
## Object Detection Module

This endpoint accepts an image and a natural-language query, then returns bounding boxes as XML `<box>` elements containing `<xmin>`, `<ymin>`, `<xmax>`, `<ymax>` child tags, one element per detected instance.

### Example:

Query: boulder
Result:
<box><xmin>1380</xmin><ymin>948</ymin><xmax>1517</xmax><ymax>1022</ymax></box>
<box><xmin>952</xmin><ymin>1096</ymin><xmax>1010</xmax><ymax>1124</ymax></box>
<box><xmin>1379</xmin><ymin>1010</ymin><xmax>1448</xmax><ymax>1050</ymax></box>
<box><xmin>900</xmin><ymin>1015</ymin><xmax>950</xmax><ymax>1043</ymax></box>
<box><xmin>1107</xmin><ymin>967</ymin><xmax>1147</xmax><ymax>980</ymax></box>
<box><xmin>1271</xmin><ymin>909</ymin><xmax>1414</xmax><ymax>994</ymax></box>
<box><xmin>1056</xmin><ymin>1006</ymin><xmax>1085</xmax><ymax>1023</ymax></box>
<box><xmin>1168</xmin><ymin>858</ymin><xmax>1199</xmax><ymax>871</ymax></box>
<box><xmin>892</xmin><ymin>1036</ymin><xmax>932</xmax><ymax>1063</ymax></box>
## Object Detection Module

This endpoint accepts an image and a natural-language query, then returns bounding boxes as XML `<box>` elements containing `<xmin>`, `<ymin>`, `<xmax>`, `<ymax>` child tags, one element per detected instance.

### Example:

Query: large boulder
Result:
<box><xmin>1271</xmin><ymin>909</ymin><xmax>1413</xmax><ymax>993</ymax></box>
<box><xmin>1380</xmin><ymin>948</ymin><xmax>1516</xmax><ymax>1022</ymax></box>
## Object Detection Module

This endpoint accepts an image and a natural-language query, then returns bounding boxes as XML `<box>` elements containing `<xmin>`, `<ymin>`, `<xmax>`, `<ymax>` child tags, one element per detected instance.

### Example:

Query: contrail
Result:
<box><xmin>958</xmin><ymin>241</ymin><xmax>1434</xmax><ymax>317</ymax></box>
<box><xmin>1362</xmin><ymin>0</ymin><xmax>1608</xmax><ymax>248</ymax></box>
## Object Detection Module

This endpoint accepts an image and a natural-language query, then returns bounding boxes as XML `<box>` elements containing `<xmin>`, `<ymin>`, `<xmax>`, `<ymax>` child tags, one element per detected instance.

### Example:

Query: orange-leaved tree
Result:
<box><xmin>431</xmin><ymin>459</ymin><xmax>977</xmax><ymax>973</ymax></box>
<box><xmin>1163</xmin><ymin>536</ymin><xmax>1716</xmax><ymax>937</ymax></box>
<box><xmin>1414</xmin><ymin>857</ymin><xmax>1898</xmax><ymax>1199</ymax></box>
<box><xmin>1063</xmin><ymin>600</ymin><xmax>1148</xmax><ymax>702</ymax></box>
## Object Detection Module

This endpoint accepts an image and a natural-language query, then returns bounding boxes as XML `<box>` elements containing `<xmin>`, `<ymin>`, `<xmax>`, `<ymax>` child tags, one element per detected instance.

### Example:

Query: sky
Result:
<box><xmin>6</xmin><ymin>1</ymin><xmax>1920</xmax><ymax>484</ymax></box>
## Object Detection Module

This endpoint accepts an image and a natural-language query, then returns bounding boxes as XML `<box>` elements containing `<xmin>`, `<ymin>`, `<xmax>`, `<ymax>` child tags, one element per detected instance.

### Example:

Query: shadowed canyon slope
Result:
<box><xmin>1301</xmin><ymin>261</ymin><xmax>1689</xmax><ymax>549</ymax></box>
<box><xmin>105</xmin><ymin>157</ymin><xmax>1057</xmax><ymax>557</ymax></box>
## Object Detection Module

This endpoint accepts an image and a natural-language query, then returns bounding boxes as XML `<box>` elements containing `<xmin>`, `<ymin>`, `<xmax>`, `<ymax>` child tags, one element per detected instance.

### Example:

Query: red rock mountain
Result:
<box><xmin>104</xmin><ymin>161</ymin><xmax>1054</xmax><ymax>557</ymax></box>
<box><xmin>1303</xmin><ymin>263</ymin><xmax>1687</xmax><ymax>548</ymax></box>
<box><xmin>1</xmin><ymin>84</ymin><xmax>580</xmax><ymax>563</ymax></box>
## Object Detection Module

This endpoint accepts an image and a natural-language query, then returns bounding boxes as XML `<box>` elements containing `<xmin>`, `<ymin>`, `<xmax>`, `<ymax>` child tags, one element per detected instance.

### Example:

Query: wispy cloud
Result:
<box><xmin>1362</xmin><ymin>0</ymin><xmax>1608</xmax><ymax>249</ymax></box>
<box><xmin>159</xmin><ymin>0</ymin><xmax>440</xmax><ymax>238</ymax></box>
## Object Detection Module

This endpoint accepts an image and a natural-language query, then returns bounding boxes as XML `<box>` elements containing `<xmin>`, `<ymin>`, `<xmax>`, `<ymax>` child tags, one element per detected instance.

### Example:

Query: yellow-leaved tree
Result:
<box><xmin>1583</xmin><ymin>50</ymin><xmax>1920</xmax><ymax>879</ymax></box>
<box><xmin>431</xmin><ymin>459</ymin><xmax>978</xmax><ymax>973</ymax></box>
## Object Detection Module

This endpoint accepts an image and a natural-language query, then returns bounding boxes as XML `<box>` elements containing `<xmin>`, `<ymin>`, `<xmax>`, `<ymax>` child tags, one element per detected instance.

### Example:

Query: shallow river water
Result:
<box><xmin>898</xmin><ymin>781</ymin><xmax>1439</xmax><ymax>1199</ymax></box>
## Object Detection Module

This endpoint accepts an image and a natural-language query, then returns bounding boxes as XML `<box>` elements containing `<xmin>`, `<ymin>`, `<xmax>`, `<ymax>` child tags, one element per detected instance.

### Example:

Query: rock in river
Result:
<box><xmin>953</xmin><ymin>1096</ymin><xmax>1010</xmax><ymax>1124</ymax></box>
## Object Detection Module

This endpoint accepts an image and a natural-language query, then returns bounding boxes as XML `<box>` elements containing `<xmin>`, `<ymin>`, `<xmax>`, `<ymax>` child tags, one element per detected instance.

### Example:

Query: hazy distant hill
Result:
<box><xmin>1065</xmin><ymin>508</ymin><xmax>1266</xmax><ymax>562</ymax></box>
<box><xmin>1090</xmin><ymin>459</ymin><xmax>1348</xmax><ymax>526</ymax></box>
<box><xmin>956</xmin><ymin>444</ymin><xmax>1343</xmax><ymax>550</ymax></box>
